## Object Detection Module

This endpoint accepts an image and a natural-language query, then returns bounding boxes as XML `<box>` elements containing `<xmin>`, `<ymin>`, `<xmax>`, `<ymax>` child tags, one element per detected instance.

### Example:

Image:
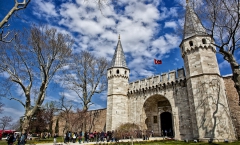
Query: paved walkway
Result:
<box><xmin>34</xmin><ymin>137</ymin><xmax>167</xmax><ymax>145</ymax></box>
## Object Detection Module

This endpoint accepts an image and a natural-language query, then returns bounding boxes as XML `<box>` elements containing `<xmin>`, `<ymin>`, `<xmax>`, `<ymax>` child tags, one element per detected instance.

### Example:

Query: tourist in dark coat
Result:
<box><xmin>7</xmin><ymin>134</ymin><xmax>15</xmax><ymax>145</ymax></box>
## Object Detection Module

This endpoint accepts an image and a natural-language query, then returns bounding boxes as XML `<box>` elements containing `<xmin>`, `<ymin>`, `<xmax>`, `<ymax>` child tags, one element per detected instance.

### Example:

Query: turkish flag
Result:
<box><xmin>154</xmin><ymin>59</ymin><xmax>162</xmax><ymax>64</ymax></box>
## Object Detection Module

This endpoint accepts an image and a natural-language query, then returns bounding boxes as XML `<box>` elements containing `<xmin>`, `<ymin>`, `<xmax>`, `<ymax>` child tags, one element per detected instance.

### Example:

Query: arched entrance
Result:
<box><xmin>160</xmin><ymin>112</ymin><xmax>173</xmax><ymax>137</ymax></box>
<box><xmin>142</xmin><ymin>94</ymin><xmax>174</xmax><ymax>137</ymax></box>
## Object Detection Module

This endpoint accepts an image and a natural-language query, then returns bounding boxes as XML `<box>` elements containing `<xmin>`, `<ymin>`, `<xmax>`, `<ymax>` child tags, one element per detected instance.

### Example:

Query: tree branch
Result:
<box><xmin>9</xmin><ymin>97</ymin><xmax>25</xmax><ymax>107</ymax></box>
<box><xmin>0</xmin><ymin>0</ymin><xmax>31</xmax><ymax>28</ymax></box>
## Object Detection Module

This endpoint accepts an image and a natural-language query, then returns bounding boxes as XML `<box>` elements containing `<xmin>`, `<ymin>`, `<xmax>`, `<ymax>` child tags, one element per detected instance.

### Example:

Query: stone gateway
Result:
<box><xmin>106</xmin><ymin>3</ymin><xmax>237</xmax><ymax>141</ymax></box>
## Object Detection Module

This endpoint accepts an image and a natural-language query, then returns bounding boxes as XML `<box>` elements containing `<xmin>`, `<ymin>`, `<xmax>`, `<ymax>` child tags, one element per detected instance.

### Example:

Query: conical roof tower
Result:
<box><xmin>110</xmin><ymin>35</ymin><xmax>128</xmax><ymax>69</ymax></box>
<box><xmin>183</xmin><ymin>1</ymin><xmax>207</xmax><ymax>39</ymax></box>
<box><xmin>106</xmin><ymin>35</ymin><xmax>129</xmax><ymax>132</ymax></box>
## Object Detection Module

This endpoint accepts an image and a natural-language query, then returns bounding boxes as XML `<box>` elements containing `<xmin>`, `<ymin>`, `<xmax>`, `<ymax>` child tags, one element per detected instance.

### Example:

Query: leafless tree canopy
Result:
<box><xmin>63</xmin><ymin>51</ymin><xmax>108</xmax><ymax>111</ymax></box>
<box><xmin>43</xmin><ymin>101</ymin><xmax>59</xmax><ymax>133</ymax></box>
<box><xmin>0</xmin><ymin>116</ymin><xmax>13</xmax><ymax>130</ymax></box>
<box><xmin>0</xmin><ymin>25</ymin><xmax>73</xmax><ymax>133</ymax></box>
<box><xmin>0</xmin><ymin>0</ymin><xmax>31</xmax><ymax>42</ymax></box>
<box><xmin>193</xmin><ymin>0</ymin><xmax>240</xmax><ymax>103</ymax></box>
<box><xmin>62</xmin><ymin>50</ymin><xmax>108</xmax><ymax>132</ymax></box>
<box><xmin>56</xmin><ymin>94</ymin><xmax>74</xmax><ymax>134</ymax></box>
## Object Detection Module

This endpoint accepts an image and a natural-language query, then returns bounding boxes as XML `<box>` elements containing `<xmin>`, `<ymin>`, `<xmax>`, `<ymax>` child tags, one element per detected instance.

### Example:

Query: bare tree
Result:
<box><xmin>192</xmin><ymin>0</ymin><xmax>240</xmax><ymax>103</ymax></box>
<box><xmin>62</xmin><ymin>50</ymin><xmax>108</xmax><ymax>131</ymax></box>
<box><xmin>44</xmin><ymin>101</ymin><xmax>59</xmax><ymax>134</ymax></box>
<box><xmin>0</xmin><ymin>25</ymin><xmax>73</xmax><ymax>133</ymax></box>
<box><xmin>0</xmin><ymin>116</ymin><xmax>13</xmax><ymax>130</ymax></box>
<box><xmin>57</xmin><ymin>94</ymin><xmax>74</xmax><ymax>134</ymax></box>
<box><xmin>0</xmin><ymin>0</ymin><xmax>31</xmax><ymax>42</ymax></box>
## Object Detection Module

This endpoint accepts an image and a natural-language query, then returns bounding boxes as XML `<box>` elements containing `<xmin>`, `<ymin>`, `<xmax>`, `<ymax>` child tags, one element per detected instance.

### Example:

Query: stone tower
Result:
<box><xmin>180</xmin><ymin>2</ymin><xmax>236</xmax><ymax>141</ymax></box>
<box><xmin>106</xmin><ymin>35</ymin><xmax>130</xmax><ymax>131</ymax></box>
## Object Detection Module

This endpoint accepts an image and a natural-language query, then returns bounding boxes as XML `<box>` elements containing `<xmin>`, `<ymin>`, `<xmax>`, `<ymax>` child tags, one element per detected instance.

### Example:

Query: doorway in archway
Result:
<box><xmin>160</xmin><ymin>112</ymin><xmax>173</xmax><ymax>137</ymax></box>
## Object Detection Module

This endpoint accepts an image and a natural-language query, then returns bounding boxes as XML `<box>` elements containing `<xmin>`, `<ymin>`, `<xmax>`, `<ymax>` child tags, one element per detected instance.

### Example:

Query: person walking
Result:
<box><xmin>7</xmin><ymin>133</ymin><xmax>15</xmax><ymax>145</ymax></box>
<box><xmin>53</xmin><ymin>133</ymin><xmax>57</xmax><ymax>145</ymax></box>
<box><xmin>78</xmin><ymin>131</ymin><xmax>82</xmax><ymax>144</ymax></box>
<box><xmin>19</xmin><ymin>133</ymin><xmax>26</xmax><ymax>145</ymax></box>
<box><xmin>100</xmin><ymin>131</ymin><xmax>104</xmax><ymax>142</ymax></box>
<box><xmin>72</xmin><ymin>133</ymin><xmax>76</xmax><ymax>143</ymax></box>
<box><xmin>65</xmin><ymin>132</ymin><xmax>70</xmax><ymax>145</ymax></box>
<box><xmin>15</xmin><ymin>134</ymin><xmax>20</xmax><ymax>145</ymax></box>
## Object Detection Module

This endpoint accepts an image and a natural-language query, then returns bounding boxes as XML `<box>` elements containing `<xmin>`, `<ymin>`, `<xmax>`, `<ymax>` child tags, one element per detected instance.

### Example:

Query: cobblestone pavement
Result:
<box><xmin>33</xmin><ymin>137</ymin><xmax>166</xmax><ymax>145</ymax></box>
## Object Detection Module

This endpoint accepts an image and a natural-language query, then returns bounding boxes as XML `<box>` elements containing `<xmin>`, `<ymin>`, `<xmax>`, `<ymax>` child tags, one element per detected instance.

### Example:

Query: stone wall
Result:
<box><xmin>187</xmin><ymin>75</ymin><xmax>236</xmax><ymax>141</ymax></box>
<box><xmin>223</xmin><ymin>76</ymin><xmax>240</xmax><ymax>139</ymax></box>
<box><xmin>52</xmin><ymin>109</ymin><xmax>107</xmax><ymax>136</ymax></box>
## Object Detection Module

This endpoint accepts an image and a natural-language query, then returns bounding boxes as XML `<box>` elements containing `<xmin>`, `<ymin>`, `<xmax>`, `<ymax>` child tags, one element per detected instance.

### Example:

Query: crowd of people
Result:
<box><xmin>5</xmin><ymin>129</ymin><xmax>172</xmax><ymax>145</ymax></box>
<box><xmin>63</xmin><ymin>130</ymin><xmax>155</xmax><ymax>144</ymax></box>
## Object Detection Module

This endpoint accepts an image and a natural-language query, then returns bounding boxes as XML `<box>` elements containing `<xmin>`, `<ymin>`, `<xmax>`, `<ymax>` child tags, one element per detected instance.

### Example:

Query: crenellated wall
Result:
<box><xmin>128</xmin><ymin>68</ymin><xmax>186</xmax><ymax>94</ymax></box>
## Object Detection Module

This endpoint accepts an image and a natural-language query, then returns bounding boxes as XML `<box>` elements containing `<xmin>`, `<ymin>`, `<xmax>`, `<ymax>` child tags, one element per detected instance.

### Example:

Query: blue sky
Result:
<box><xmin>0</xmin><ymin>0</ymin><xmax>238</xmax><ymax>123</ymax></box>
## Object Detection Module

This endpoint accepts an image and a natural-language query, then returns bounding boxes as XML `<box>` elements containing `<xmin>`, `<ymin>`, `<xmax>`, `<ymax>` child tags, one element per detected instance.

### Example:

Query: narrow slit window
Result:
<box><xmin>189</xmin><ymin>41</ymin><xmax>193</xmax><ymax>46</ymax></box>
<box><xmin>202</xmin><ymin>39</ymin><xmax>206</xmax><ymax>44</ymax></box>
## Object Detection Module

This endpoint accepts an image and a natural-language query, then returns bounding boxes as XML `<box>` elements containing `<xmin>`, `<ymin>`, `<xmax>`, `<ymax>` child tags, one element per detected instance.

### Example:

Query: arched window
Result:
<box><xmin>116</xmin><ymin>69</ymin><xmax>119</xmax><ymax>74</ymax></box>
<box><xmin>110</xmin><ymin>71</ymin><xmax>111</xmax><ymax>74</ymax></box>
<box><xmin>125</xmin><ymin>71</ymin><xmax>127</xmax><ymax>75</ymax></box>
<box><xmin>189</xmin><ymin>41</ymin><xmax>193</xmax><ymax>46</ymax></box>
<box><xmin>202</xmin><ymin>39</ymin><xmax>207</xmax><ymax>44</ymax></box>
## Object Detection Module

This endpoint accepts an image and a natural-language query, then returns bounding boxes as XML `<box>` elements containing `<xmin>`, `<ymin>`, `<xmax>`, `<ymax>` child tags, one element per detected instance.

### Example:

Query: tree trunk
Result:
<box><xmin>21</xmin><ymin>116</ymin><xmax>31</xmax><ymax>134</ymax></box>
<box><xmin>83</xmin><ymin>112</ymin><xmax>87</xmax><ymax>133</ymax></box>
<box><xmin>83</xmin><ymin>106</ymin><xmax>88</xmax><ymax>133</ymax></box>
<box><xmin>230</xmin><ymin>63</ymin><xmax>240</xmax><ymax>105</ymax></box>
<box><xmin>220</xmin><ymin>49</ymin><xmax>240</xmax><ymax>105</ymax></box>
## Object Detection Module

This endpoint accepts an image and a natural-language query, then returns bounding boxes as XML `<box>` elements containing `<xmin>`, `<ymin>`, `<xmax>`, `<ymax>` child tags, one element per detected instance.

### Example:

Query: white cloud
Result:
<box><xmin>164</xmin><ymin>21</ymin><xmax>178</xmax><ymax>30</ymax></box>
<box><xmin>159</xmin><ymin>7</ymin><xmax>178</xmax><ymax>21</ymax></box>
<box><xmin>3</xmin><ymin>107</ymin><xmax>24</xmax><ymax>122</ymax></box>
<box><xmin>99</xmin><ymin>92</ymin><xmax>107</xmax><ymax>101</ymax></box>
<box><xmin>33</xmin><ymin>0</ymin><xmax>58</xmax><ymax>18</ymax></box>
<box><xmin>59</xmin><ymin>90</ymin><xmax>79</xmax><ymax>102</ymax></box>
<box><xmin>219</xmin><ymin>60</ymin><xmax>230</xmax><ymax>69</ymax></box>
<box><xmin>0</xmin><ymin>72</ymin><xmax>10</xmax><ymax>78</ymax></box>
<box><xmin>152</xmin><ymin>34</ymin><xmax>181</xmax><ymax>55</ymax></box>
<box><xmin>124</xmin><ymin>2</ymin><xmax>160</xmax><ymax>24</ymax></box>
<box><xmin>89</xmin><ymin>103</ymin><xmax>105</xmax><ymax>110</ymax></box>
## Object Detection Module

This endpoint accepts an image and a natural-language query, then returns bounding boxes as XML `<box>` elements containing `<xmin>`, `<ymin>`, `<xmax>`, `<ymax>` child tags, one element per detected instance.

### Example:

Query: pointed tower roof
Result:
<box><xmin>183</xmin><ymin>1</ymin><xmax>207</xmax><ymax>39</ymax></box>
<box><xmin>110</xmin><ymin>35</ymin><xmax>128</xmax><ymax>68</ymax></box>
